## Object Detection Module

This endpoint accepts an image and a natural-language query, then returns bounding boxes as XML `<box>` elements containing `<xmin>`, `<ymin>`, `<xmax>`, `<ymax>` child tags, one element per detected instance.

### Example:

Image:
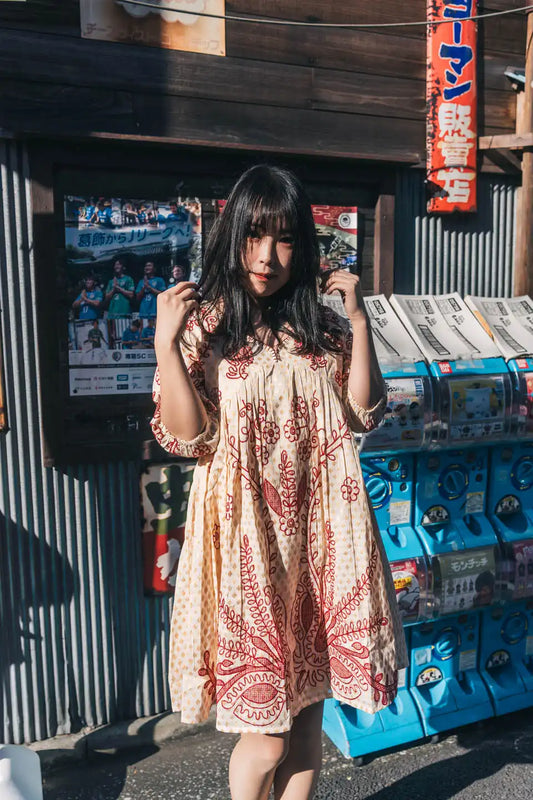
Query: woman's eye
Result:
<box><xmin>279</xmin><ymin>236</ymin><xmax>294</xmax><ymax>246</ymax></box>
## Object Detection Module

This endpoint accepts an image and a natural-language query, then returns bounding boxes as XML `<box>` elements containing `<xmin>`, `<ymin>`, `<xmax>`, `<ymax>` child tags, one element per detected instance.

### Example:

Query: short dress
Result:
<box><xmin>151</xmin><ymin>305</ymin><xmax>408</xmax><ymax>734</ymax></box>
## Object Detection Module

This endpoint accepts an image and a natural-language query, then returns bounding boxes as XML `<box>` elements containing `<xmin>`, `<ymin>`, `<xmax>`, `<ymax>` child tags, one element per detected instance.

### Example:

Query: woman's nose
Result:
<box><xmin>258</xmin><ymin>237</ymin><xmax>275</xmax><ymax>263</ymax></box>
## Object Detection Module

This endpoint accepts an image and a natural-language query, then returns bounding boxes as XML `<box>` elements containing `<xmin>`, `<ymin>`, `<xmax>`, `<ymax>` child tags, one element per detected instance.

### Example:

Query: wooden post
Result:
<box><xmin>373</xmin><ymin>194</ymin><xmax>395</xmax><ymax>298</ymax></box>
<box><xmin>514</xmin><ymin>11</ymin><xmax>533</xmax><ymax>297</ymax></box>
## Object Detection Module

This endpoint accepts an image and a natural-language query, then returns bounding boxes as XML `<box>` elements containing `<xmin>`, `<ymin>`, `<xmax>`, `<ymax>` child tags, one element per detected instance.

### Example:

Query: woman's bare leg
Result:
<box><xmin>272</xmin><ymin>702</ymin><xmax>324</xmax><ymax>800</ymax></box>
<box><xmin>229</xmin><ymin>731</ymin><xmax>290</xmax><ymax>800</ymax></box>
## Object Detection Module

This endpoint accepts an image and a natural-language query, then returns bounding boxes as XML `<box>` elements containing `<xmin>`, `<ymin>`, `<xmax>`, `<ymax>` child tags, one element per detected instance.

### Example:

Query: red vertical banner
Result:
<box><xmin>427</xmin><ymin>0</ymin><xmax>477</xmax><ymax>213</ymax></box>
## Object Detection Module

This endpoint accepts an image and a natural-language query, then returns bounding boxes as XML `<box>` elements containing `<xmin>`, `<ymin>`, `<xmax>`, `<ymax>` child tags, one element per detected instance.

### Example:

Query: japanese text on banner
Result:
<box><xmin>427</xmin><ymin>0</ymin><xmax>477</xmax><ymax>213</ymax></box>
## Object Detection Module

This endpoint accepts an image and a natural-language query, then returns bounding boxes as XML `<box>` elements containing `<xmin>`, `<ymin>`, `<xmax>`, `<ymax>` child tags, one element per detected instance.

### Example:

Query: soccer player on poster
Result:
<box><xmin>105</xmin><ymin>259</ymin><xmax>135</xmax><ymax>319</ymax></box>
<box><xmin>136</xmin><ymin>261</ymin><xmax>166</xmax><ymax>318</ymax></box>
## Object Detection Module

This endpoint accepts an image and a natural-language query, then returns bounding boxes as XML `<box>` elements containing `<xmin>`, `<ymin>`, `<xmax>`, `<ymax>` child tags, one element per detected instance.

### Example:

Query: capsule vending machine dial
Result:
<box><xmin>465</xmin><ymin>295</ymin><xmax>533</xmax><ymax>713</ymax></box>
<box><xmin>323</xmin><ymin>295</ymin><xmax>431</xmax><ymax>757</ymax></box>
<box><xmin>390</xmin><ymin>293</ymin><xmax>510</xmax><ymax>733</ymax></box>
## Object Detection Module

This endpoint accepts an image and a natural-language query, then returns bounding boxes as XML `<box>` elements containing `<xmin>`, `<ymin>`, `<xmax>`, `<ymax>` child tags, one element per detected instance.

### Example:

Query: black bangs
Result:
<box><xmin>248</xmin><ymin>190</ymin><xmax>298</xmax><ymax>237</ymax></box>
<box><xmin>198</xmin><ymin>164</ymin><xmax>344</xmax><ymax>358</ymax></box>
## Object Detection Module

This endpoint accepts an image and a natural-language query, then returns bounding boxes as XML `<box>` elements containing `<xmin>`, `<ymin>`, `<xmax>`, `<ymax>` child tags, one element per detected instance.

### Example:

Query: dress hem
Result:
<box><xmin>174</xmin><ymin>675</ymin><xmax>402</xmax><ymax>734</ymax></box>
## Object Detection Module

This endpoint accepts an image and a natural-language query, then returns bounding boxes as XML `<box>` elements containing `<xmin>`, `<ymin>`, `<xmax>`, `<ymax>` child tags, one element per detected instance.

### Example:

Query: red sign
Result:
<box><xmin>427</xmin><ymin>0</ymin><xmax>477</xmax><ymax>213</ymax></box>
<box><xmin>439</xmin><ymin>361</ymin><xmax>453</xmax><ymax>374</ymax></box>
<box><xmin>143</xmin><ymin>525</ymin><xmax>185</xmax><ymax>594</ymax></box>
<box><xmin>311</xmin><ymin>206</ymin><xmax>358</xmax><ymax>273</ymax></box>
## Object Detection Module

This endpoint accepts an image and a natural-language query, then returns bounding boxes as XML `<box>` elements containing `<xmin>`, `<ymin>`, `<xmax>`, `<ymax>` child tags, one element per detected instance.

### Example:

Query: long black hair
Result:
<box><xmin>199</xmin><ymin>165</ymin><xmax>343</xmax><ymax>357</ymax></box>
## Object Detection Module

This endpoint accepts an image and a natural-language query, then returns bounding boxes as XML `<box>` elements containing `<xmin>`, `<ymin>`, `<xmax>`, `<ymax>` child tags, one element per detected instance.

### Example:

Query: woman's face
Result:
<box><xmin>241</xmin><ymin>223</ymin><xmax>294</xmax><ymax>299</ymax></box>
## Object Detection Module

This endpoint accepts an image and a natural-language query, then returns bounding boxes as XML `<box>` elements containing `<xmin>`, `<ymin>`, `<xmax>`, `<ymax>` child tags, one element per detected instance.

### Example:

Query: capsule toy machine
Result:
<box><xmin>323</xmin><ymin>294</ymin><xmax>432</xmax><ymax>757</ymax></box>
<box><xmin>465</xmin><ymin>295</ymin><xmax>533</xmax><ymax>714</ymax></box>
<box><xmin>390</xmin><ymin>293</ymin><xmax>512</xmax><ymax>734</ymax></box>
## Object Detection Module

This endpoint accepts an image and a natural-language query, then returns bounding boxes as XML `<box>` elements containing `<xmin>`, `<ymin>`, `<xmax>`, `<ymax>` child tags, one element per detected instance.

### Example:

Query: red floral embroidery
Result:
<box><xmin>341</xmin><ymin>477</ymin><xmax>360</xmax><ymax>502</ymax></box>
<box><xmin>198</xmin><ymin>650</ymin><xmax>217</xmax><ymax>700</ymax></box>
<box><xmin>263</xmin><ymin>421</ymin><xmax>281</xmax><ymax>444</ymax></box>
<box><xmin>185</xmin><ymin>314</ymin><xmax>197</xmax><ymax>332</ymax></box>
<box><xmin>283</xmin><ymin>420</ymin><xmax>299</xmax><ymax>442</ymax></box>
<box><xmin>297</xmin><ymin>438</ymin><xmax>312</xmax><ymax>461</ymax></box>
<box><xmin>238</xmin><ymin>400</ymin><xmax>279</xmax><ymax>466</ymax></box>
<box><xmin>206</xmin><ymin>510</ymin><xmax>397</xmax><ymax>723</ymax></box>
<box><xmin>200</xmin><ymin>310</ymin><xmax>221</xmax><ymax>333</ymax></box>
<box><xmin>254</xmin><ymin>444</ymin><xmax>269</xmax><ymax>465</ymax></box>
<box><xmin>262</xmin><ymin>451</ymin><xmax>308</xmax><ymax>536</ymax></box>
<box><xmin>211</xmin><ymin>536</ymin><xmax>292</xmax><ymax>725</ymax></box>
<box><xmin>292</xmin><ymin>521</ymin><xmax>396</xmax><ymax>706</ymax></box>
<box><xmin>304</xmin><ymin>352</ymin><xmax>327</xmax><ymax>371</ymax></box>
<box><xmin>283</xmin><ymin>394</ymin><xmax>320</xmax><ymax>445</ymax></box>
<box><xmin>226</xmin><ymin>346</ymin><xmax>254</xmax><ymax>380</ymax></box>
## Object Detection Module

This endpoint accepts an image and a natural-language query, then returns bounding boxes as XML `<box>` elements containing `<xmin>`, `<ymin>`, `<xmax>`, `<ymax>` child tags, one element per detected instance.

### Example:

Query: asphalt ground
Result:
<box><xmin>41</xmin><ymin>708</ymin><xmax>533</xmax><ymax>800</ymax></box>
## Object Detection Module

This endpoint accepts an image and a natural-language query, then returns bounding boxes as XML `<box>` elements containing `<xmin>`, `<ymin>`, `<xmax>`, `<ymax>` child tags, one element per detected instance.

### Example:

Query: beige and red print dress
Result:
<box><xmin>151</xmin><ymin>305</ymin><xmax>408</xmax><ymax>733</ymax></box>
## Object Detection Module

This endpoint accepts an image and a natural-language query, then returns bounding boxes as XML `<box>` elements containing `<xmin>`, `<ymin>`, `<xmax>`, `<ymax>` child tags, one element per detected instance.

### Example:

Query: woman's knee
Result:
<box><xmin>289</xmin><ymin>702</ymin><xmax>324</xmax><ymax>755</ymax></box>
<box><xmin>241</xmin><ymin>732</ymin><xmax>290</xmax><ymax>772</ymax></box>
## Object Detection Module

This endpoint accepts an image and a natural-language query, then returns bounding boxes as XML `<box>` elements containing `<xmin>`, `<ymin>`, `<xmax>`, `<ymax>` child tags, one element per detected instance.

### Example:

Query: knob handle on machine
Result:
<box><xmin>501</xmin><ymin>611</ymin><xmax>528</xmax><ymax>645</ymax></box>
<box><xmin>442</xmin><ymin>469</ymin><xmax>467</xmax><ymax>497</ymax></box>
<box><xmin>434</xmin><ymin>628</ymin><xmax>460</xmax><ymax>659</ymax></box>
<box><xmin>366</xmin><ymin>474</ymin><xmax>391</xmax><ymax>509</ymax></box>
<box><xmin>514</xmin><ymin>458</ymin><xmax>533</xmax><ymax>490</ymax></box>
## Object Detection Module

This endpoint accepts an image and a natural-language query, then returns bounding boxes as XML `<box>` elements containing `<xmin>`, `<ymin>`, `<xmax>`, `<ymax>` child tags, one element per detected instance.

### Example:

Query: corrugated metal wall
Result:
<box><xmin>0</xmin><ymin>140</ymin><xmax>172</xmax><ymax>745</ymax></box>
<box><xmin>394</xmin><ymin>169</ymin><xmax>519</xmax><ymax>297</ymax></box>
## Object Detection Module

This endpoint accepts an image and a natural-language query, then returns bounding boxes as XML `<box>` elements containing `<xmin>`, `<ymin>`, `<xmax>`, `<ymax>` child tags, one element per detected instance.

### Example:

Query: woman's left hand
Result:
<box><xmin>321</xmin><ymin>269</ymin><xmax>367</xmax><ymax>323</ymax></box>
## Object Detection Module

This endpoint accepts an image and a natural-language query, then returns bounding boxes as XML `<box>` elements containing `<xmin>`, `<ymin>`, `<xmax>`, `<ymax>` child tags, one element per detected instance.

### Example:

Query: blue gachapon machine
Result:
<box><xmin>322</xmin><ymin>294</ymin><xmax>433</xmax><ymax>757</ymax></box>
<box><xmin>465</xmin><ymin>295</ymin><xmax>533</xmax><ymax>715</ymax></box>
<box><xmin>390</xmin><ymin>293</ymin><xmax>513</xmax><ymax>734</ymax></box>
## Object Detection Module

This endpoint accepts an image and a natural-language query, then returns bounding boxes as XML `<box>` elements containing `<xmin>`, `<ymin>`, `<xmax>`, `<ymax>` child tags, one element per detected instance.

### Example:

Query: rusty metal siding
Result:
<box><xmin>394</xmin><ymin>169</ymin><xmax>518</xmax><ymax>297</ymax></box>
<box><xmin>0</xmin><ymin>140</ymin><xmax>172</xmax><ymax>744</ymax></box>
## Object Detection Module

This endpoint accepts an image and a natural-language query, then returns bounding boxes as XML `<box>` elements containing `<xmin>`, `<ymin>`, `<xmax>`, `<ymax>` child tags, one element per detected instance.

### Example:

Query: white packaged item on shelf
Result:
<box><xmin>364</xmin><ymin>294</ymin><xmax>425</xmax><ymax>368</ymax></box>
<box><xmin>390</xmin><ymin>293</ymin><xmax>501</xmax><ymax>362</ymax></box>
<box><xmin>465</xmin><ymin>295</ymin><xmax>533</xmax><ymax>359</ymax></box>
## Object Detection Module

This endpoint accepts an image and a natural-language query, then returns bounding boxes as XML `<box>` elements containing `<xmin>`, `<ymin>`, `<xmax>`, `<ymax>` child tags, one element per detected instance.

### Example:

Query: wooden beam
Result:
<box><xmin>479</xmin><ymin>132</ymin><xmax>533</xmax><ymax>150</ymax></box>
<box><xmin>227</xmin><ymin>2</ymin><xmax>526</xmax><ymax>54</ymax></box>
<box><xmin>482</xmin><ymin>148</ymin><xmax>522</xmax><ymax>173</ymax></box>
<box><xmin>373</xmin><ymin>194</ymin><xmax>395</xmax><ymax>298</ymax></box>
<box><xmin>514</xmin><ymin>11</ymin><xmax>533</xmax><ymax>297</ymax></box>
<box><xmin>0</xmin><ymin>79</ymin><xmax>424</xmax><ymax>162</ymax></box>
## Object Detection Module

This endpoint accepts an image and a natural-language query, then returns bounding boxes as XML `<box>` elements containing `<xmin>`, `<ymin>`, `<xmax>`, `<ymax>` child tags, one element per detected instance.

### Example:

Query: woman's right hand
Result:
<box><xmin>154</xmin><ymin>282</ymin><xmax>201</xmax><ymax>355</ymax></box>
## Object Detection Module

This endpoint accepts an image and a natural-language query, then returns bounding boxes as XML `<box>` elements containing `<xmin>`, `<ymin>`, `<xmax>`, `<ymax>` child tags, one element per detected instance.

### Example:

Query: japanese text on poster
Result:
<box><xmin>65</xmin><ymin>194</ymin><xmax>202</xmax><ymax>397</ymax></box>
<box><xmin>427</xmin><ymin>0</ymin><xmax>477</xmax><ymax>213</ymax></box>
<box><xmin>438</xmin><ymin>548</ymin><xmax>496</xmax><ymax>613</ymax></box>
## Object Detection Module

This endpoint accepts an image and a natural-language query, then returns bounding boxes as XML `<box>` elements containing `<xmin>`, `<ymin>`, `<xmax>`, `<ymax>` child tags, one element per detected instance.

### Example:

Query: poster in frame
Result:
<box><xmin>64</xmin><ymin>194</ymin><xmax>202</xmax><ymax>400</ymax></box>
<box><xmin>42</xmin><ymin>161</ymin><xmax>218</xmax><ymax>464</ymax></box>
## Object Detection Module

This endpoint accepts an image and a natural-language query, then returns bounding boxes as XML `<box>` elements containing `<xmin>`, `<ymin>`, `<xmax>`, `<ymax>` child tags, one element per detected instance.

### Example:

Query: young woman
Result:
<box><xmin>152</xmin><ymin>165</ymin><xmax>407</xmax><ymax>800</ymax></box>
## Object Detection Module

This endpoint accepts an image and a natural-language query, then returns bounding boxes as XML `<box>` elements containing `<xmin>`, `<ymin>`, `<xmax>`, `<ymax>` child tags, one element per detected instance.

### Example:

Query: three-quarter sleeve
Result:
<box><xmin>150</xmin><ymin>313</ymin><xmax>220</xmax><ymax>458</ymax></box>
<box><xmin>337</xmin><ymin>318</ymin><xmax>387</xmax><ymax>435</ymax></box>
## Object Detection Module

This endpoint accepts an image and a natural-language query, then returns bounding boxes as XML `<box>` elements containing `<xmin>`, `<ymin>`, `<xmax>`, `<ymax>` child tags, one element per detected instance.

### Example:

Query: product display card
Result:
<box><xmin>465</xmin><ymin>296</ymin><xmax>533</xmax><ymax>360</ymax></box>
<box><xmin>364</xmin><ymin>294</ymin><xmax>425</xmax><ymax>368</ymax></box>
<box><xmin>390</xmin><ymin>293</ymin><xmax>501</xmax><ymax>362</ymax></box>
<box><xmin>507</xmin><ymin>296</ymin><xmax>533</xmax><ymax>338</ymax></box>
